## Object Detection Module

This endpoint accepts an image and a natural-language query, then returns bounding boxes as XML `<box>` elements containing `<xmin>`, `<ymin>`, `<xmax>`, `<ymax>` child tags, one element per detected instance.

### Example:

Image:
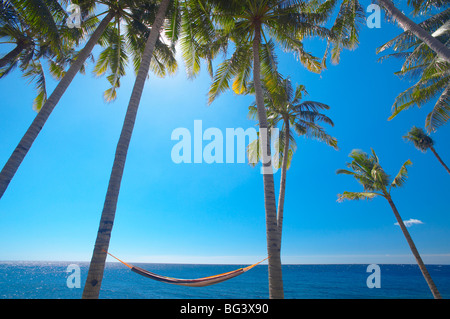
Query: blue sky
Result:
<box><xmin>0</xmin><ymin>3</ymin><xmax>449</xmax><ymax>265</ymax></box>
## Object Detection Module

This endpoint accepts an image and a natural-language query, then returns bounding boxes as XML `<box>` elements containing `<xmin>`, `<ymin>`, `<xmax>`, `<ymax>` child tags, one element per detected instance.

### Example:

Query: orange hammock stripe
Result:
<box><xmin>104</xmin><ymin>250</ymin><xmax>269</xmax><ymax>287</ymax></box>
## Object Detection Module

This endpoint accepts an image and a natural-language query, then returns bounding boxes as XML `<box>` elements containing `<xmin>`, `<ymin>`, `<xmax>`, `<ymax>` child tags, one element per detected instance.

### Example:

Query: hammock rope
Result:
<box><xmin>104</xmin><ymin>250</ymin><xmax>269</xmax><ymax>287</ymax></box>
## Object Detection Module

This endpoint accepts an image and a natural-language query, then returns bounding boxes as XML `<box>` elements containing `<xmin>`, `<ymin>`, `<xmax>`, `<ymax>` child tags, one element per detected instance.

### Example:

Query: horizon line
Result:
<box><xmin>1</xmin><ymin>260</ymin><xmax>450</xmax><ymax>266</ymax></box>
<box><xmin>1</xmin><ymin>253</ymin><xmax>449</xmax><ymax>265</ymax></box>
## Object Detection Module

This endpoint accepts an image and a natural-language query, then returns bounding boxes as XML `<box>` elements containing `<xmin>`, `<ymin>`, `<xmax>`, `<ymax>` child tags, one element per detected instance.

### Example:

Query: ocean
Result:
<box><xmin>0</xmin><ymin>262</ymin><xmax>449</xmax><ymax>299</ymax></box>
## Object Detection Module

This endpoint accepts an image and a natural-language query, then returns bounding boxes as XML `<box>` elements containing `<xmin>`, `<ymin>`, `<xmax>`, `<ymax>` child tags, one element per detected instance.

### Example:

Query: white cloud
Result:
<box><xmin>394</xmin><ymin>219</ymin><xmax>424</xmax><ymax>227</ymax></box>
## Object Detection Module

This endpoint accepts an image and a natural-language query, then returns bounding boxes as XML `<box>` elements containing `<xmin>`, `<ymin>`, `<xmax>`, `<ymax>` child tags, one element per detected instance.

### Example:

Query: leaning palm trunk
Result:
<box><xmin>82</xmin><ymin>0</ymin><xmax>171</xmax><ymax>299</ymax></box>
<box><xmin>430</xmin><ymin>146</ymin><xmax>450</xmax><ymax>175</ymax></box>
<box><xmin>253</xmin><ymin>23</ymin><xmax>284</xmax><ymax>299</ymax></box>
<box><xmin>0</xmin><ymin>12</ymin><xmax>115</xmax><ymax>200</ymax></box>
<box><xmin>386</xmin><ymin>195</ymin><xmax>442</xmax><ymax>299</ymax></box>
<box><xmin>0</xmin><ymin>40</ymin><xmax>29</xmax><ymax>68</ymax></box>
<box><xmin>276</xmin><ymin>119</ymin><xmax>290</xmax><ymax>245</ymax></box>
<box><xmin>377</xmin><ymin>0</ymin><xmax>450</xmax><ymax>63</ymax></box>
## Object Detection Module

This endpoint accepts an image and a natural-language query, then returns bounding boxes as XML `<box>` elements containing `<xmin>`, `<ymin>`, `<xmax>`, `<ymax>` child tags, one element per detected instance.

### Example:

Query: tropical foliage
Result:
<box><xmin>312</xmin><ymin>0</ymin><xmax>366</xmax><ymax>67</ymax></box>
<box><xmin>378</xmin><ymin>3</ymin><xmax>450</xmax><ymax>132</ymax></box>
<box><xmin>0</xmin><ymin>0</ymin><xmax>448</xmax><ymax>300</ymax></box>
<box><xmin>0</xmin><ymin>0</ymin><xmax>86</xmax><ymax>111</ymax></box>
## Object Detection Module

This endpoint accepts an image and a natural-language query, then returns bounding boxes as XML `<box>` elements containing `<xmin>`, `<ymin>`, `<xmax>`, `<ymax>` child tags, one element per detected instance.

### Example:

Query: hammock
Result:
<box><xmin>104</xmin><ymin>250</ymin><xmax>268</xmax><ymax>287</ymax></box>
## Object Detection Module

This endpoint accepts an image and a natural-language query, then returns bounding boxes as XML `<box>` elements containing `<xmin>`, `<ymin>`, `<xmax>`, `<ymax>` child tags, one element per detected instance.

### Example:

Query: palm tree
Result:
<box><xmin>0</xmin><ymin>0</ymin><xmax>117</xmax><ymax>199</ymax></box>
<box><xmin>247</xmin><ymin>78</ymin><xmax>338</xmax><ymax>248</ymax></box>
<box><xmin>377</xmin><ymin>0</ymin><xmax>450</xmax><ymax>63</ymax></box>
<box><xmin>82</xmin><ymin>0</ymin><xmax>222</xmax><ymax>299</ymax></box>
<box><xmin>82</xmin><ymin>0</ymin><xmax>176</xmax><ymax>299</ymax></box>
<box><xmin>337</xmin><ymin>149</ymin><xmax>442</xmax><ymax>299</ymax></box>
<box><xmin>206</xmin><ymin>0</ymin><xmax>368</xmax><ymax>298</ymax></box>
<box><xmin>403</xmin><ymin>126</ymin><xmax>450</xmax><ymax>174</ymax></box>
<box><xmin>377</xmin><ymin>6</ymin><xmax>449</xmax><ymax>133</ymax></box>
<box><xmin>206</xmin><ymin>0</ymin><xmax>340</xmax><ymax>299</ymax></box>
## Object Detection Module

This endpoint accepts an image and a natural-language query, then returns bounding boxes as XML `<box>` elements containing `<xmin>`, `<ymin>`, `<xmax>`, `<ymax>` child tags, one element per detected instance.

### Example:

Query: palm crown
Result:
<box><xmin>403</xmin><ymin>126</ymin><xmax>434</xmax><ymax>152</ymax></box>
<box><xmin>0</xmin><ymin>0</ymin><xmax>86</xmax><ymax>111</ymax></box>
<box><xmin>247</xmin><ymin>77</ymin><xmax>337</xmax><ymax>168</ymax></box>
<box><xmin>403</xmin><ymin>125</ymin><xmax>450</xmax><ymax>174</ymax></box>
<box><xmin>207</xmin><ymin>0</ymin><xmax>335</xmax><ymax>103</ymax></box>
<box><xmin>337</xmin><ymin>149</ymin><xmax>412</xmax><ymax>201</ymax></box>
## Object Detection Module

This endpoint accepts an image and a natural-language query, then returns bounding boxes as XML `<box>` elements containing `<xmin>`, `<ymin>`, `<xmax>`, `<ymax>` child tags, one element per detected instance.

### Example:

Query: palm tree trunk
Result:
<box><xmin>0</xmin><ymin>12</ymin><xmax>115</xmax><ymax>200</ymax></box>
<box><xmin>377</xmin><ymin>0</ymin><xmax>450</xmax><ymax>63</ymax></box>
<box><xmin>0</xmin><ymin>40</ymin><xmax>28</xmax><ymax>68</ymax></box>
<box><xmin>253</xmin><ymin>23</ymin><xmax>284</xmax><ymax>299</ymax></box>
<box><xmin>430</xmin><ymin>146</ymin><xmax>450</xmax><ymax>175</ymax></box>
<box><xmin>81</xmin><ymin>0</ymin><xmax>171</xmax><ymax>299</ymax></box>
<box><xmin>276</xmin><ymin>119</ymin><xmax>290</xmax><ymax>244</ymax></box>
<box><xmin>385</xmin><ymin>195</ymin><xmax>442</xmax><ymax>299</ymax></box>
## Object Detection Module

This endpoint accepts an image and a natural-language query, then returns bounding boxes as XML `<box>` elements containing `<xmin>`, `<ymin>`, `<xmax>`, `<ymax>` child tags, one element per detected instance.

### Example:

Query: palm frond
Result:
<box><xmin>259</xmin><ymin>39</ymin><xmax>281</xmax><ymax>92</ymax></box>
<box><xmin>208</xmin><ymin>43</ymin><xmax>251</xmax><ymax>103</ymax></box>
<box><xmin>425</xmin><ymin>84</ymin><xmax>450</xmax><ymax>132</ymax></box>
<box><xmin>165</xmin><ymin>0</ymin><xmax>181</xmax><ymax>45</ymax></box>
<box><xmin>391</xmin><ymin>159</ymin><xmax>413</xmax><ymax>188</ymax></box>
<box><xmin>407</xmin><ymin>0</ymin><xmax>449</xmax><ymax>16</ymax></box>
<box><xmin>149</xmin><ymin>38</ymin><xmax>178</xmax><ymax>78</ymax></box>
<box><xmin>388</xmin><ymin>74</ymin><xmax>450</xmax><ymax>122</ymax></box>
<box><xmin>336</xmin><ymin>168</ymin><xmax>356</xmax><ymax>176</ymax></box>
<box><xmin>272</xmin><ymin>128</ymin><xmax>297</xmax><ymax>170</ymax></box>
<box><xmin>270</xmin><ymin>28</ymin><xmax>323</xmax><ymax>73</ymax></box>
<box><xmin>327</xmin><ymin>0</ymin><xmax>366</xmax><ymax>64</ymax></box>
<box><xmin>93</xmin><ymin>23</ymin><xmax>128</xmax><ymax>103</ymax></box>
<box><xmin>337</xmin><ymin>191</ymin><xmax>380</xmax><ymax>202</ymax></box>
<box><xmin>208</xmin><ymin>58</ymin><xmax>235</xmax><ymax>103</ymax></box>
<box><xmin>179</xmin><ymin>5</ymin><xmax>202</xmax><ymax>78</ymax></box>
<box><xmin>378</xmin><ymin>7</ymin><xmax>450</xmax><ymax>132</ymax></box>
<box><xmin>22</xmin><ymin>60</ymin><xmax>47</xmax><ymax>112</ymax></box>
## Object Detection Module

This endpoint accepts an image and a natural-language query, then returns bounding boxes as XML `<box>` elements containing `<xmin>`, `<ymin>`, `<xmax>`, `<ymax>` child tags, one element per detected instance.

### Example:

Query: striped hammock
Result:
<box><xmin>104</xmin><ymin>250</ymin><xmax>268</xmax><ymax>287</ymax></box>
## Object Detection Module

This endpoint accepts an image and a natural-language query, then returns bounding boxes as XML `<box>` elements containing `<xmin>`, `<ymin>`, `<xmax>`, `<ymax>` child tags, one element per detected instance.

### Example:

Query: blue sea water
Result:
<box><xmin>0</xmin><ymin>262</ymin><xmax>449</xmax><ymax>299</ymax></box>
